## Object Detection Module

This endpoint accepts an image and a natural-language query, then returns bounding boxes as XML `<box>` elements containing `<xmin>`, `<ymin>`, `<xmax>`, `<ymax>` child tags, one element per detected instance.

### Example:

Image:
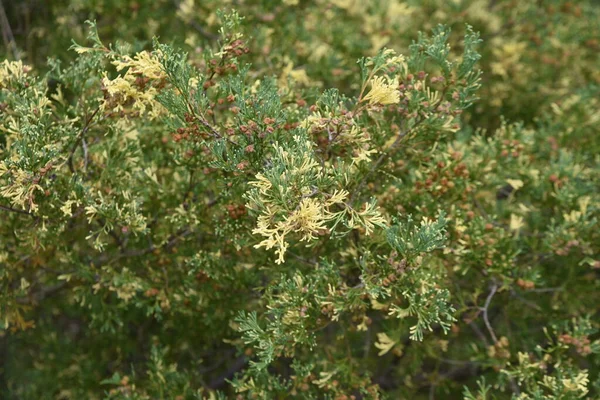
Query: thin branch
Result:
<box><xmin>0</xmin><ymin>204</ymin><xmax>37</xmax><ymax>219</ymax></box>
<box><xmin>68</xmin><ymin>107</ymin><xmax>100</xmax><ymax>174</ymax></box>
<box><xmin>468</xmin><ymin>320</ymin><xmax>490</xmax><ymax>347</ymax></box>
<box><xmin>16</xmin><ymin>282</ymin><xmax>68</xmax><ymax>305</ymax></box>
<box><xmin>429</xmin><ymin>382</ymin><xmax>436</xmax><ymax>400</ymax></box>
<box><xmin>97</xmin><ymin>219</ymin><xmax>125</xmax><ymax>251</ymax></box>
<box><xmin>208</xmin><ymin>356</ymin><xmax>247</xmax><ymax>389</ymax></box>
<box><xmin>479</xmin><ymin>281</ymin><xmax>521</xmax><ymax>395</ymax></box>
<box><xmin>190</xmin><ymin>21</ymin><xmax>219</xmax><ymax>41</ymax></box>
<box><xmin>197</xmin><ymin>115</ymin><xmax>239</xmax><ymax>147</ymax></box>
<box><xmin>480</xmin><ymin>282</ymin><xmax>498</xmax><ymax>343</ymax></box>
<box><xmin>350</xmin><ymin>123</ymin><xmax>415</xmax><ymax>202</ymax></box>
<box><xmin>170</xmin><ymin>0</ymin><xmax>218</xmax><ymax>41</ymax></box>
<box><xmin>82</xmin><ymin>136</ymin><xmax>89</xmax><ymax>171</ymax></box>
<box><xmin>182</xmin><ymin>169</ymin><xmax>195</xmax><ymax>203</ymax></box>
<box><xmin>207</xmin><ymin>195</ymin><xmax>222</xmax><ymax>208</ymax></box>
<box><xmin>526</xmin><ymin>287</ymin><xmax>564</xmax><ymax>293</ymax></box>
<box><xmin>438</xmin><ymin>358</ymin><xmax>482</xmax><ymax>366</ymax></box>
<box><xmin>0</xmin><ymin>0</ymin><xmax>18</xmax><ymax>60</ymax></box>
<box><xmin>351</xmin><ymin>84</ymin><xmax>450</xmax><ymax>203</ymax></box>
<box><xmin>510</xmin><ymin>288</ymin><xmax>542</xmax><ymax>311</ymax></box>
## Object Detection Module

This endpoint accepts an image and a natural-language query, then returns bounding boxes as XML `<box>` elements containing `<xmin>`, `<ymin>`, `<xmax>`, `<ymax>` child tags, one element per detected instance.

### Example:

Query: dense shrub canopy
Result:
<box><xmin>1</xmin><ymin>1</ymin><xmax>599</xmax><ymax>399</ymax></box>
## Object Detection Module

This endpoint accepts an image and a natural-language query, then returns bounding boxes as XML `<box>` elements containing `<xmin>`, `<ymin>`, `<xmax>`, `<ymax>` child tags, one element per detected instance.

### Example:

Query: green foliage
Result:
<box><xmin>1</xmin><ymin>1</ymin><xmax>599</xmax><ymax>399</ymax></box>
<box><xmin>386</xmin><ymin>212</ymin><xmax>448</xmax><ymax>262</ymax></box>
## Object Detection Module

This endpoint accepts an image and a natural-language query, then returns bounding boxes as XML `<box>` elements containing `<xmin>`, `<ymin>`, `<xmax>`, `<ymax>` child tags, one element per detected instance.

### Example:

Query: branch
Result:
<box><xmin>350</xmin><ymin>123</ymin><xmax>416</xmax><ymax>202</ymax></box>
<box><xmin>170</xmin><ymin>0</ymin><xmax>218</xmax><ymax>41</ymax></box>
<box><xmin>97</xmin><ymin>219</ymin><xmax>125</xmax><ymax>251</ymax></box>
<box><xmin>467</xmin><ymin>321</ymin><xmax>490</xmax><ymax>347</ymax></box>
<box><xmin>0</xmin><ymin>204</ymin><xmax>37</xmax><ymax>219</ymax></box>
<box><xmin>197</xmin><ymin>115</ymin><xmax>239</xmax><ymax>147</ymax></box>
<box><xmin>510</xmin><ymin>288</ymin><xmax>541</xmax><ymax>311</ymax></box>
<box><xmin>350</xmin><ymin>84</ymin><xmax>451</xmax><ymax>203</ymax></box>
<box><xmin>190</xmin><ymin>21</ymin><xmax>219</xmax><ymax>41</ymax></box>
<box><xmin>0</xmin><ymin>0</ymin><xmax>18</xmax><ymax>60</ymax></box>
<box><xmin>208</xmin><ymin>355</ymin><xmax>247</xmax><ymax>389</ymax></box>
<box><xmin>479</xmin><ymin>281</ymin><xmax>521</xmax><ymax>395</ymax></box>
<box><xmin>68</xmin><ymin>107</ymin><xmax>100</xmax><ymax>174</ymax></box>
<box><xmin>16</xmin><ymin>282</ymin><xmax>68</xmax><ymax>305</ymax></box>
<box><xmin>480</xmin><ymin>282</ymin><xmax>498</xmax><ymax>343</ymax></box>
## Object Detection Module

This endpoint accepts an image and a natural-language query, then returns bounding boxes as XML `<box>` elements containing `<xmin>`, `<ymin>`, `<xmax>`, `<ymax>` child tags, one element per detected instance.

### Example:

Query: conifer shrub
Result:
<box><xmin>1</xmin><ymin>1</ymin><xmax>599</xmax><ymax>399</ymax></box>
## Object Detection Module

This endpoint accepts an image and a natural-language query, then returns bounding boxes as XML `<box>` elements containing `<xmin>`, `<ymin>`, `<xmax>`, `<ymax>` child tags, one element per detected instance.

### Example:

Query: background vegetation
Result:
<box><xmin>1</xmin><ymin>0</ymin><xmax>599</xmax><ymax>399</ymax></box>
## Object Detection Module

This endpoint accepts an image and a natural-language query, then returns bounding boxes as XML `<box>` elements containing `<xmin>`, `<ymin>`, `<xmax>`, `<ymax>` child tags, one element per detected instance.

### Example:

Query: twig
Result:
<box><xmin>197</xmin><ymin>116</ymin><xmax>239</xmax><ymax>147</ymax></box>
<box><xmin>351</xmin><ymin>85</ymin><xmax>449</xmax><ymax>203</ymax></box>
<box><xmin>16</xmin><ymin>282</ymin><xmax>68</xmax><ymax>305</ymax></box>
<box><xmin>208</xmin><ymin>355</ymin><xmax>247</xmax><ymax>389</ymax></box>
<box><xmin>170</xmin><ymin>0</ymin><xmax>218</xmax><ymax>41</ymax></box>
<box><xmin>286</xmin><ymin>251</ymin><xmax>316</xmax><ymax>266</ymax></box>
<box><xmin>207</xmin><ymin>195</ymin><xmax>222</xmax><ymax>207</ymax></box>
<box><xmin>468</xmin><ymin>321</ymin><xmax>490</xmax><ymax>347</ymax></box>
<box><xmin>198</xmin><ymin>349</ymin><xmax>235</xmax><ymax>374</ymax></box>
<box><xmin>190</xmin><ymin>21</ymin><xmax>219</xmax><ymax>41</ymax></box>
<box><xmin>68</xmin><ymin>107</ymin><xmax>100</xmax><ymax>174</ymax></box>
<box><xmin>429</xmin><ymin>382</ymin><xmax>436</xmax><ymax>400</ymax></box>
<box><xmin>90</xmin><ymin>198</ymin><xmax>220</xmax><ymax>266</ymax></box>
<box><xmin>97</xmin><ymin>219</ymin><xmax>124</xmax><ymax>251</ymax></box>
<box><xmin>0</xmin><ymin>204</ymin><xmax>37</xmax><ymax>219</ymax></box>
<box><xmin>94</xmin><ymin>227</ymin><xmax>194</xmax><ymax>267</ymax></box>
<box><xmin>82</xmin><ymin>137</ymin><xmax>89</xmax><ymax>171</ymax></box>
<box><xmin>510</xmin><ymin>288</ymin><xmax>541</xmax><ymax>311</ymax></box>
<box><xmin>363</xmin><ymin>322</ymin><xmax>371</xmax><ymax>360</ymax></box>
<box><xmin>480</xmin><ymin>282</ymin><xmax>498</xmax><ymax>343</ymax></box>
<box><xmin>480</xmin><ymin>281</ymin><xmax>521</xmax><ymax>395</ymax></box>
<box><xmin>473</xmin><ymin>197</ymin><xmax>501</xmax><ymax>227</ymax></box>
<box><xmin>438</xmin><ymin>358</ymin><xmax>482</xmax><ymax>366</ymax></box>
<box><xmin>350</xmin><ymin>123</ymin><xmax>414</xmax><ymax>202</ymax></box>
<box><xmin>183</xmin><ymin>169</ymin><xmax>195</xmax><ymax>202</ymax></box>
<box><xmin>526</xmin><ymin>287</ymin><xmax>564</xmax><ymax>293</ymax></box>
<box><xmin>0</xmin><ymin>0</ymin><xmax>18</xmax><ymax>60</ymax></box>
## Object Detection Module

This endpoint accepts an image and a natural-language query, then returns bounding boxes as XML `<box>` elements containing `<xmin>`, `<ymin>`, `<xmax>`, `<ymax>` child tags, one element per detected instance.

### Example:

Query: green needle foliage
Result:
<box><xmin>1</xmin><ymin>1</ymin><xmax>599</xmax><ymax>399</ymax></box>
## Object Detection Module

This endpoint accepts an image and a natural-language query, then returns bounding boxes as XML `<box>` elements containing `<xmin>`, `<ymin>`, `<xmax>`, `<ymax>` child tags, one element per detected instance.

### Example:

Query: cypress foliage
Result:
<box><xmin>1</xmin><ymin>2</ymin><xmax>599</xmax><ymax>399</ymax></box>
